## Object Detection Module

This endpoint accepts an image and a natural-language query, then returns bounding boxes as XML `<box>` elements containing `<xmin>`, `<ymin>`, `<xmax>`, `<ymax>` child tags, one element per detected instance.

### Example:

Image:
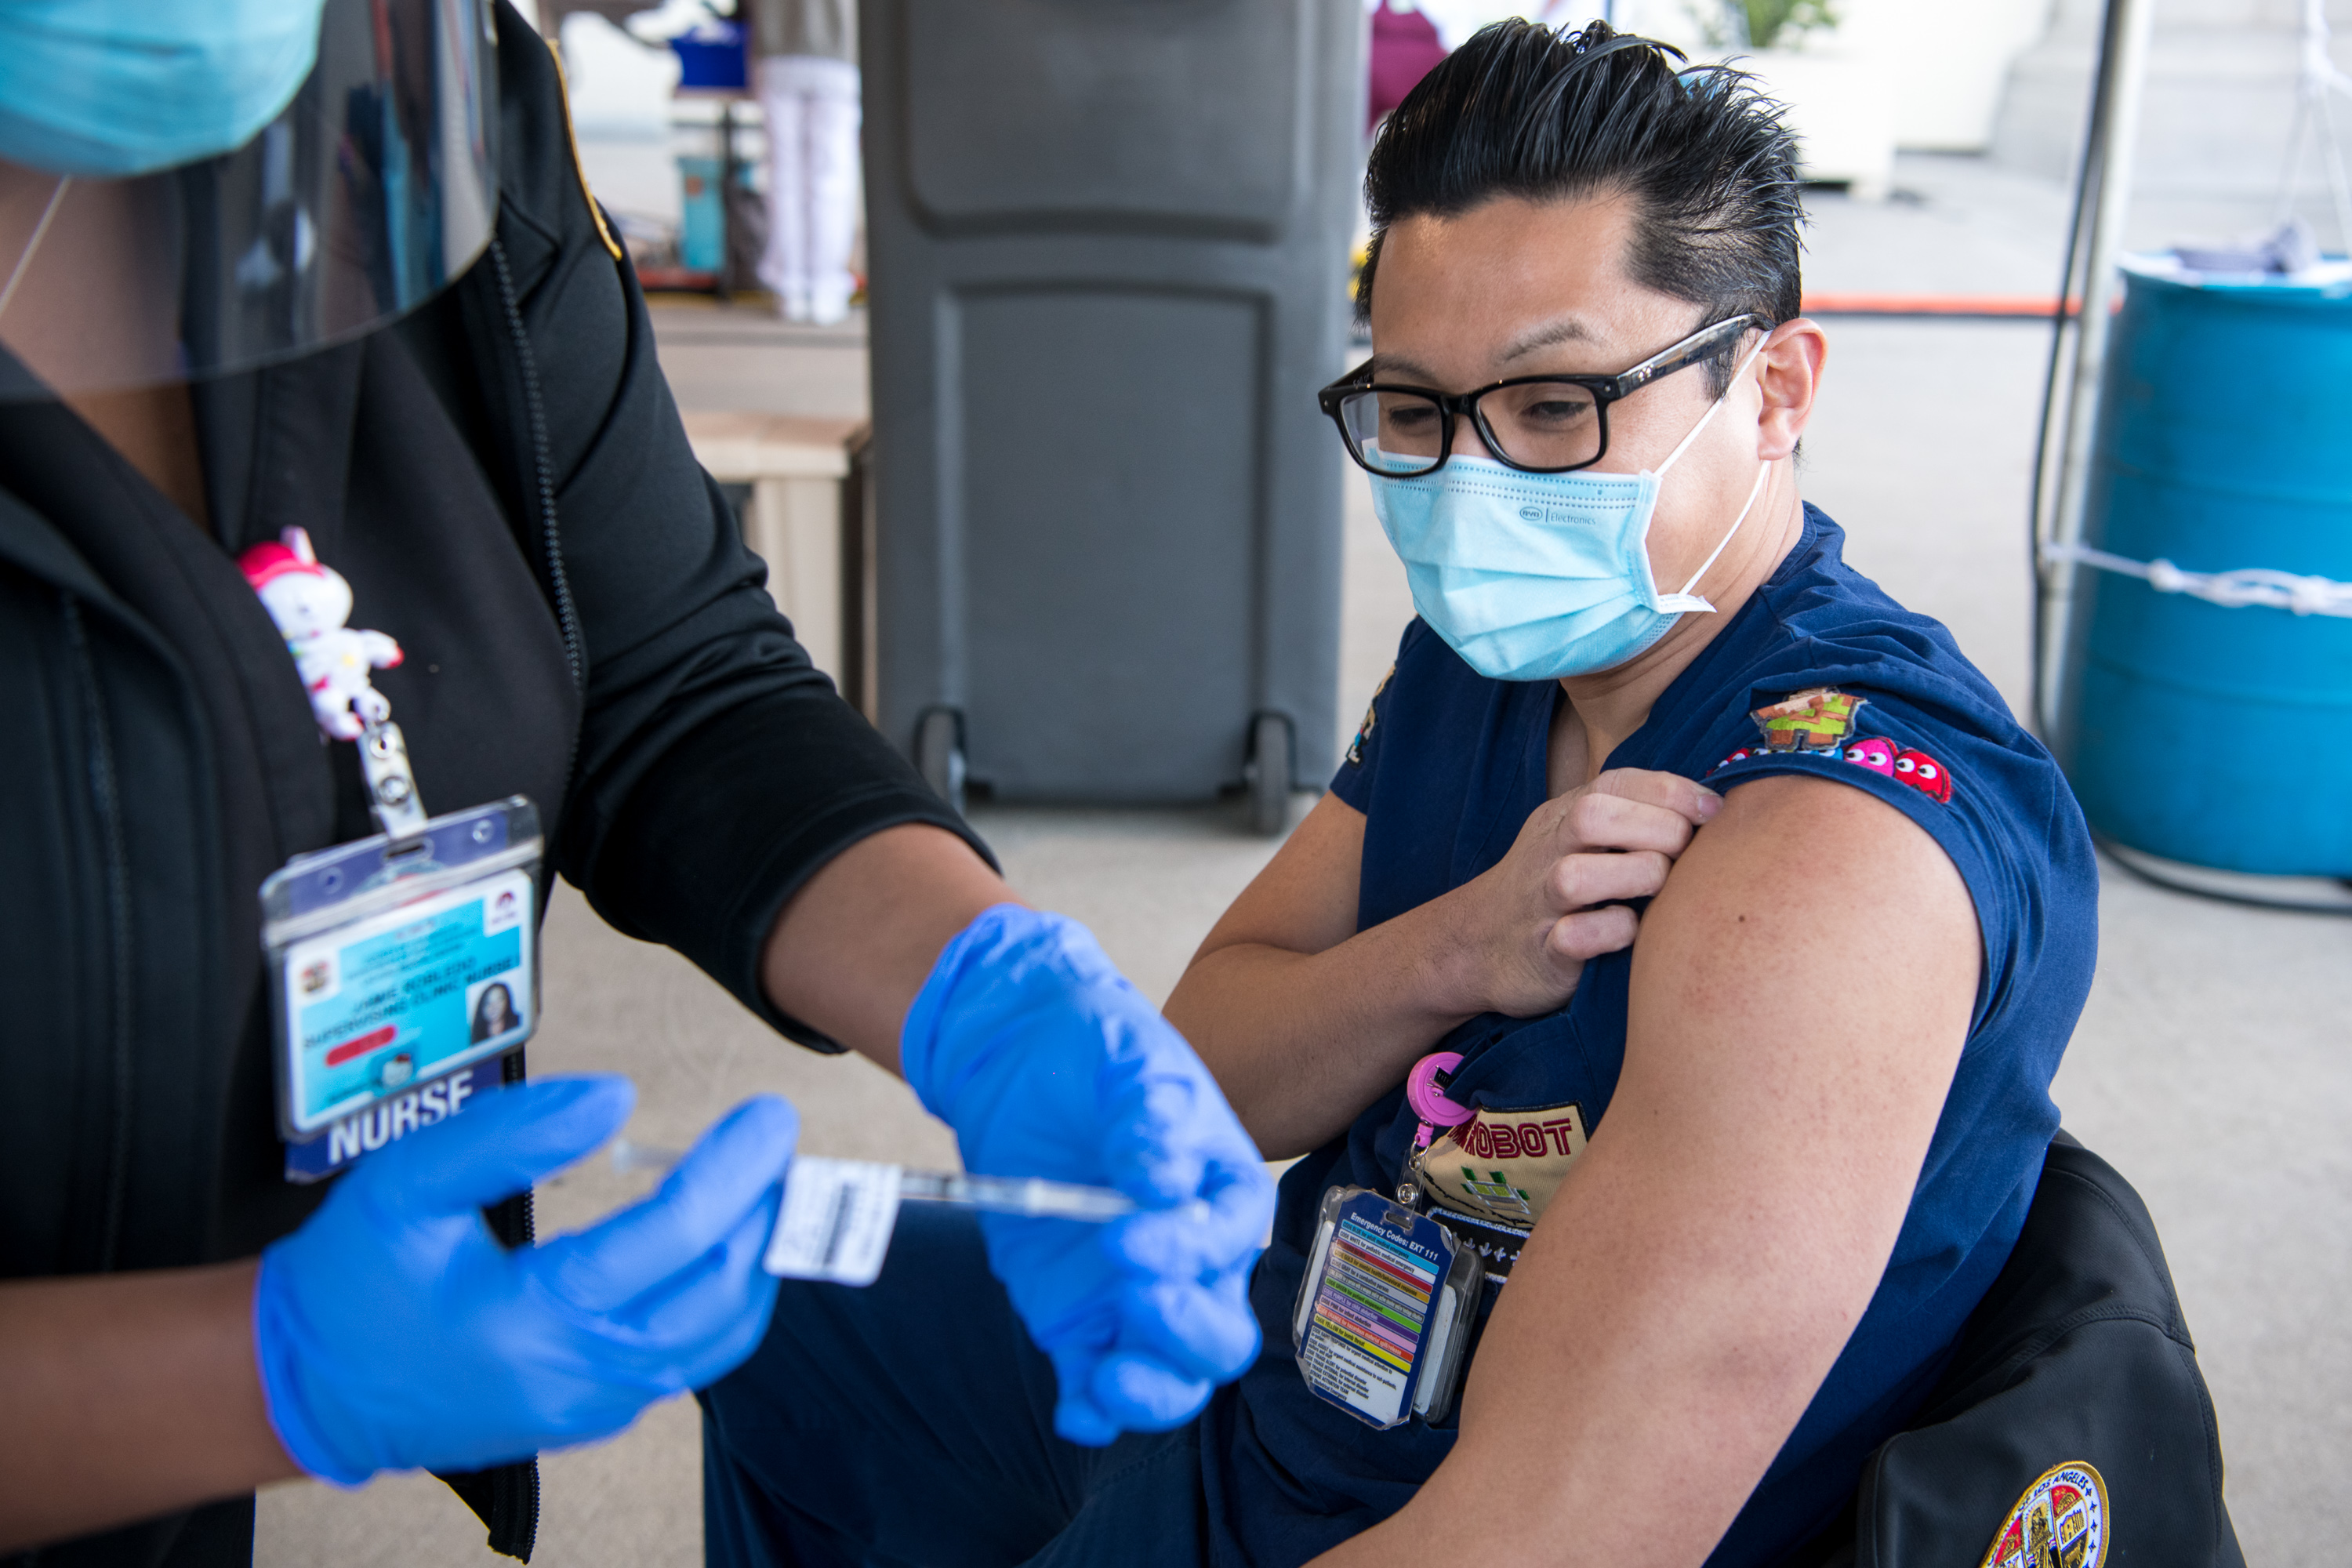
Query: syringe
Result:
<box><xmin>895</xmin><ymin>1169</ymin><xmax>1137</xmax><ymax>1221</ymax></box>
<box><xmin>607</xmin><ymin>1138</ymin><xmax>1134</xmax><ymax>1222</ymax></box>
<box><xmin>608</xmin><ymin>1138</ymin><xmax>1137</xmax><ymax>1285</ymax></box>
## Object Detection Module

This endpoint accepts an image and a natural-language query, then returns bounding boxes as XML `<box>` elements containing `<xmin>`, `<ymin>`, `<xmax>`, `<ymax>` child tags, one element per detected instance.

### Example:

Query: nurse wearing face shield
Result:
<box><xmin>0</xmin><ymin>3</ymin><xmax>1271</xmax><ymax>1563</ymax></box>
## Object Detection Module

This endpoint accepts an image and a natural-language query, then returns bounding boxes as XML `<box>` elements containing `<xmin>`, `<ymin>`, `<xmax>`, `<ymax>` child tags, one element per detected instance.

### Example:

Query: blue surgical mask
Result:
<box><xmin>0</xmin><ymin>0</ymin><xmax>328</xmax><ymax>178</ymax></box>
<box><xmin>1369</xmin><ymin>343</ymin><xmax>1770</xmax><ymax>682</ymax></box>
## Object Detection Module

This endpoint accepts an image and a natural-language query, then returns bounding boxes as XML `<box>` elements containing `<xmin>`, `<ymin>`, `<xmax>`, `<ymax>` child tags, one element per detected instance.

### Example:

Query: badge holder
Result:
<box><xmin>263</xmin><ymin>795</ymin><xmax>543</xmax><ymax>1181</ymax></box>
<box><xmin>236</xmin><ymin>526</ymin><xmax>554</xmax><ymax>1182</ymax></box>
<box><xmin>1291</xmin><ymin>1185</ymin><xmax>1485</xmax><ymax>1430</ymax></box>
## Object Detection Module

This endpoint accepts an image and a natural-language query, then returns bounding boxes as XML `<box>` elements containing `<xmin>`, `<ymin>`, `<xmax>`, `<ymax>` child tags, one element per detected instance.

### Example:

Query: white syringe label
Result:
<box><xmin>763</xmin><ymin>1156</ymin><xmax>903</xmax><ymax>1287</ymax></box>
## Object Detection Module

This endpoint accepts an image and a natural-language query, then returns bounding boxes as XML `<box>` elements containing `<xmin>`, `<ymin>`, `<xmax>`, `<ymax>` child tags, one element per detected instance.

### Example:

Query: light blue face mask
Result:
<box><xmin>1368</xmin><ymin>342</ymin><xmax>1771</xmax><ymax>682</ymax></box>
<box><xmin>0</xmin><ymin>0</ymin><xmax>328</xmax><ymax>178</ymax></box>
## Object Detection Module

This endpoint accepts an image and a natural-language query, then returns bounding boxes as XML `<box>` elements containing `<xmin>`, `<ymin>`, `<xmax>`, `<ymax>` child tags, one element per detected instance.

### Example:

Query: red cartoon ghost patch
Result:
<box><xmin>1893</xmin><ymin>746</ymin><xmax>1954</xmax><ymax>803</ymax></box>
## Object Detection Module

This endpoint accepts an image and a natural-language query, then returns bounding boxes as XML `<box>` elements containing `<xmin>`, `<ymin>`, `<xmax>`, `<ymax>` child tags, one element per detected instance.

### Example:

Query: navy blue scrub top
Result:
<box><xmin>1199</xmin><ymin>506</ymin><xmax>2099</xmax><ymax>1568</ymax></box>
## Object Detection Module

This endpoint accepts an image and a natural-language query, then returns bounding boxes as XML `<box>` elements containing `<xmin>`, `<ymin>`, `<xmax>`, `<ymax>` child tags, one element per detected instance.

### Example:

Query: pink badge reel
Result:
<box><xmin>1406</xmin><ymin>1051</ymin><xmax>1472</xmax><ymax>1130</ymax></box>
<box><xmin>1406</xmin><ymin>1051</ymin><xmax>1474</xmax><ymax>1156</ymax></box>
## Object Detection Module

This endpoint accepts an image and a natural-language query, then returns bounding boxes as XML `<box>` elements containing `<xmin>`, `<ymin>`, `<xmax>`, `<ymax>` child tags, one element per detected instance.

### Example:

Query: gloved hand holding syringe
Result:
<box><xmin>608</xmin><ymin>1138</ymin><xmax>1171</xmax><ymax>1287</ymax></box>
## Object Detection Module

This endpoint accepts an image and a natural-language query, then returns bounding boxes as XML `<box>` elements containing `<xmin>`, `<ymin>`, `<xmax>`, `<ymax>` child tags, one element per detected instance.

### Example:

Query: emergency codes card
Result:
<box><xmin>278</xmin><ymin>868</ymin><xmax>535</xmax><ymax>1137</ymax></box>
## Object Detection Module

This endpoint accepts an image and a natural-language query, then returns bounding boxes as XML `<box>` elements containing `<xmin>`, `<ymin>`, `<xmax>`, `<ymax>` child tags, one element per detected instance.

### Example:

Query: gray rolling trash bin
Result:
<box><xmin>861</xmin><ymin>0</ymin><xmax>1365</xmax><ymax>833</ymax></box>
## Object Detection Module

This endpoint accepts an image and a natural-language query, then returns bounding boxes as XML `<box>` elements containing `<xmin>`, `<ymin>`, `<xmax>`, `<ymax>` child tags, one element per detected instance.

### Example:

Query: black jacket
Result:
<box><xmin>0</xmin><ymin>8</ymin><xmax>973</xmax><ymax>1559</ymax></box>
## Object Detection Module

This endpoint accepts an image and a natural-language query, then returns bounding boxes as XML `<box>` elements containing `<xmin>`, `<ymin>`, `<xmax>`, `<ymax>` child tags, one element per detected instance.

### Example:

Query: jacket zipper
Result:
<box><xmin>60</xmin><ymin>593</ymin><xmax>135</xmax><ymax>1269</ymax></box>
<box><xmin>486</xmin><ymin>237</ymin><xmax>586</xmax><ymax>706</ymax></box>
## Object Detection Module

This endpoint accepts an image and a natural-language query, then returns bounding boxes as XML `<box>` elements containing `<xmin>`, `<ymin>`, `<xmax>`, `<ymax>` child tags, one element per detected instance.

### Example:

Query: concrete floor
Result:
<box><xmin>257</xmin><ymin>158</ymin><xmax>2350</xmax><ymax>1566</ymax></box>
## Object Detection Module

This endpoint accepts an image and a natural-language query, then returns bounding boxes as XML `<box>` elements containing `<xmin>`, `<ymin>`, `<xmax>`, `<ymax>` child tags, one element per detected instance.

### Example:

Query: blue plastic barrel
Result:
<box><xmin>2056</xmin><ymin>255</ymin><xmax>2352</xmax><ymax>874</ymax></box>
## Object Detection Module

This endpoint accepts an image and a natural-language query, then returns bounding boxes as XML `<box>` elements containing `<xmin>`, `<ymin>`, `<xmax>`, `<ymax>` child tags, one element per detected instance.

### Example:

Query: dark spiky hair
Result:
<box><xmin>1358</xmin><ymin>20</ymin><xmax>1804</xmax><ymax>393</ymax></box>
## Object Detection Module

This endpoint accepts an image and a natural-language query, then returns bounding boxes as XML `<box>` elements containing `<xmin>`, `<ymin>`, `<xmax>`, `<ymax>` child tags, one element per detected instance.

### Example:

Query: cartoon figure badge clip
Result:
<box><xmin>238</xmin><ymin>528</ymin><xmax>404</xmax><ymax>742</ymax></box>
<box><xmin>239</xmin><ymin>527</ymin><xmax>427</xmax><ymax>838</ymax></box>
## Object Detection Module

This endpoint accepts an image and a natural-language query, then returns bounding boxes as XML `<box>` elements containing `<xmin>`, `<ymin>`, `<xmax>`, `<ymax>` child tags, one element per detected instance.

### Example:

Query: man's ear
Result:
<box><xmin>1755</xmin><ymin>318</ymin><xmax>1827</xmax><ymax>462</ymax></box>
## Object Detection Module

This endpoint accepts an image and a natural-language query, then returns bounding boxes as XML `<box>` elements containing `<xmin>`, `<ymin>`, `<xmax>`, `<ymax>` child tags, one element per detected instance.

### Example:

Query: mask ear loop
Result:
<box><xmin>1669</xmin><ymin>461</ymin><xmax>1772</xmax><ymax>601</ymax></box>
<box><xmin>1655</xmin><ymin>332</ymin><xmax>1772</xmax><ymax>477</ymax></box>
<box><xmin>0</xmin><ymin>175</ymin><xmax>69</xmax><ymax>325</ymax></box>
<box><xmin>1650</xmin><ymin>332</ymin><xmax>1777</xmax><ymax>611</ymax></box>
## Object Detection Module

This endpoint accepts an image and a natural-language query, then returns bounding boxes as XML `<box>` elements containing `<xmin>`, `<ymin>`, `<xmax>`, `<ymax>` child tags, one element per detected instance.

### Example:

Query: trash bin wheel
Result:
<box><xmin>1244</xmin><ymin>713</ymin><xmax>1292</xmax><ymax>837</ymax></box>
<box><xmin>915</xmin><ymin>706</ymin><xmax>967</xmax><ymax>815</ymax></box>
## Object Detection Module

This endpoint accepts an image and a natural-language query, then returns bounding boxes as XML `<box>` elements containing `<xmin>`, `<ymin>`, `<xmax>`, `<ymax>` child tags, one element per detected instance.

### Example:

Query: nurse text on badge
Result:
<box><xmin>263</xmin><ymin>799</ymin><xmax>543</xmax><ymax>1152</ymax></box>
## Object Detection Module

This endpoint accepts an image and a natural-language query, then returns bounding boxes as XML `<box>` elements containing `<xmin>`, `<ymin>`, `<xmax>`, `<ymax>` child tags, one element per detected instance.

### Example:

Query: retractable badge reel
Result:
<box><xmin>242</xmin><ymin>528</ymin><xmax>544</xmax><ymax>1183</ymax></box>
<box><xmin>1288</xmin><ymin>1050</ymin><xmax>1486</xmax><ymax>1430</ymax></box>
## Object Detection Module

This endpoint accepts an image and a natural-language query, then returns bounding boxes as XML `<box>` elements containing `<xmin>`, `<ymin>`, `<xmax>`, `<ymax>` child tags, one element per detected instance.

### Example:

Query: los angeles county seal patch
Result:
<box><xmin>1979</xmin><ymin>1461</ymin><xmax>2107</xmax><ymax>1568</ymax></box>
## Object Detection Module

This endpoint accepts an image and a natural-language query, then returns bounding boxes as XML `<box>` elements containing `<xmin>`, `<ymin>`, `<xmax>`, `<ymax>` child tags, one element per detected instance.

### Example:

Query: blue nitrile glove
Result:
<box><xmin>901</xmin><ymin>905</ymin><xmax>1275</xmax><ymax>1445</ymax></box>
<box><xmin>254</xmin><ymin>1077</ymin><xmax>794</xmax><ymax>1485</ymax></box>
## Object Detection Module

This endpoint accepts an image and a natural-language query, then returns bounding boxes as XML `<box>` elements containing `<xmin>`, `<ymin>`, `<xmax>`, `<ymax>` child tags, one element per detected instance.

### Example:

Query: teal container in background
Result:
<box><xmin>2056</xmin><ymin>256</ymin><xmax>2352</xmax><ymax>874</ymax></box>
<box><xmin>677</xmin><ymin>154</ymin><xmax>725</xmax><ymax>274</ymax></box>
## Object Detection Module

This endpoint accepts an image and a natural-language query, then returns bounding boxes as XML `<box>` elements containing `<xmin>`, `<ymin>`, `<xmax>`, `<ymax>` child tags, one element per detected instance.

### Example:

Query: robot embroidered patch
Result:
<box><xmin>1978</xmin><ymin>1462</ymin><xmax>2106</xmax><ymax>1568</ymax></box>
<box><xmin>1413</xmin><ymin>1099</ymin><xmax>1589</xmax><ymax>1230</ymax></box>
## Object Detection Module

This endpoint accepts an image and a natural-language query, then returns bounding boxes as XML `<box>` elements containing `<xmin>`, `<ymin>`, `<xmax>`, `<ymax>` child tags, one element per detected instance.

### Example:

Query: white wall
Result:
<box><xmin>1402</xmin><ymin>2</ymin><xmax>2049</xmax><ymax>153</ymax></box>
<box><xmin>1880</xmin><ymin>0</ymin><xmax>2053</xmax><ymax>151</ymax></box>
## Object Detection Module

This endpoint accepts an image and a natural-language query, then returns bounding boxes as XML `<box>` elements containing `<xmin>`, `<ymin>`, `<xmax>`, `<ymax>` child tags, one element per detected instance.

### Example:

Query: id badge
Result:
<box><xmin>262</xmin><ymin>798</ymin><xmax>543</xmax><ymax>1180</ymax></box>
<box><xmin>1291</xmin><ymin>1185</ymin><xmax>1485</xmax><ymax>1430</ymax></box>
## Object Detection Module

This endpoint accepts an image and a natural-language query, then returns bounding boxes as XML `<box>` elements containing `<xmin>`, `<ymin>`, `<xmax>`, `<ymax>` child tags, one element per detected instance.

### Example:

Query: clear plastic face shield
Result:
<box><xmin>0</xmin><ymin>0</ymin><xmax>499</xmax><ymax>401</ymax></box>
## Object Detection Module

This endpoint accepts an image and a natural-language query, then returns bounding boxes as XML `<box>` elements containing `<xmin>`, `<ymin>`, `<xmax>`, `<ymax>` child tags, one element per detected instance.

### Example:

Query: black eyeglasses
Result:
<box><xmin>1317</xmin><ymin>314</ymin><xmax>1768</xmax><ymax>478</ymax></box>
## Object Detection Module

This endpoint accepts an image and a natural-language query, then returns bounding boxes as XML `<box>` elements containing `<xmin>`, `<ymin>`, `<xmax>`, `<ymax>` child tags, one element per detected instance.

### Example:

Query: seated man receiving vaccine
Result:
<box><xmin>1164</xmin><ymin>23</ymin><xmax>2100</xmax><ymax>1568</ymax></box>
<box><xmin>695</xmin><ymin>24</ymin><xmax>2098</xmax><ymax>1568</ymax></box>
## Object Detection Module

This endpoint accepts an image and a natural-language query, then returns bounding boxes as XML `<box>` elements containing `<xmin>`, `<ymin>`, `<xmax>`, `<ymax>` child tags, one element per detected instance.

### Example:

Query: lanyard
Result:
<box><xmin>237</xmin><ymin>524</ymin><xmax>427</xmax><ymax>839</ymax></box>
<box><xmin>238</xmin><ymin>524</ymin><xmax>543</xmax><ymax>1178</ymax></box>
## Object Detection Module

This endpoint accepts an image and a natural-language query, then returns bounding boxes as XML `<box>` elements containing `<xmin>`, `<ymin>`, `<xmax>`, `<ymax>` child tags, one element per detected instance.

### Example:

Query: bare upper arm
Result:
<box><xmin>1615</xmin><ymin>770</ymin><xmax>1982</xmax><ymax>1272</ymax></box>
<box><xmin>1189</xmin><ymin>790</ymin><xmax>1367</xmax><ymax>964</ymax></box>
<box><xmin>1416</xmin><ymin>773</ymin><xmax>1986</xmax><ymax>1558</ymax></box>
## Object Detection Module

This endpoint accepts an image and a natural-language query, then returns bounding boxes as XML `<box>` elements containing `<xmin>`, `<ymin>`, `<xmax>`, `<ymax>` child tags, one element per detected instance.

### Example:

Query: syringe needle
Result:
<box><xmin>608</xmin><ymin>1136</ymin><xmax>684</xmax><ymax>1175</ymax></box>
<box><xmin>898</xmin><ymin>1171</ymin><xmax>1136</xmax><ymax>1221</ymax></box>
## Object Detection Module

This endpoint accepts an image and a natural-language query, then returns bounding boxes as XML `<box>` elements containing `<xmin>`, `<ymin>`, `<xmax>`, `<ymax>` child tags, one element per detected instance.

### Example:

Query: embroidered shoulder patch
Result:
<box><xmin>1893</xmin><ymin>746</ymin><xmax>1954</xmax><ymax>803</ymax></box>
<box><xmin>1845</xmin><ymin>733</ymin><xmax>1958</xmax><ymax>804</ymax></box>
<box><xmin>1842</xmin><ymin>735</ymin><xmax>1896</xmax><ymax>775</ymax></box>
<box><xmin>1749</xmin><ymin>687</ymin><xmax>1866</xmax><ymax>752</ymax></box>
<box><xmin>1980</xmin><ymin>1462</ymin><xmax>2106</xmax><ymax>1568</ymax></box>
<box><xmin>1711</xmin><ymin>699</ymin><xmax>1960</xmax><ymax>804</ymax></box>
<box><xmin>1345</xmin><ymin>664</ymin><xmax>1393</xmax><ymax>768</ymax></box>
